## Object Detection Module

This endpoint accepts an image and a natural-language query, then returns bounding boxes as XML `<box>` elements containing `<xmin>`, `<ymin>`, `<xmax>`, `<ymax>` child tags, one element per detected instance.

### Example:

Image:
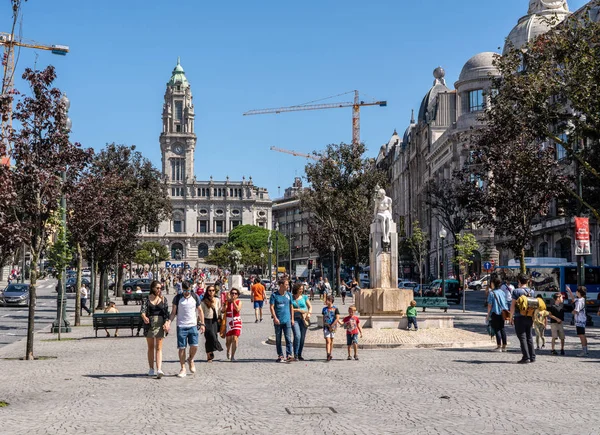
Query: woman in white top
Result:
<box><xmin>200</xmin><ymin>285</ymin><xmax>223</xmax><ymax>362</ymax></box>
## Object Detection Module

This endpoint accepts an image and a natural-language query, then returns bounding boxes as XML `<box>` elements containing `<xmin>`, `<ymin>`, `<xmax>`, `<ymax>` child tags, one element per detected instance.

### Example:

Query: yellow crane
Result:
<box><xmin>244</xmin><ymin>90</ymin><xmax>386</xmax><ymax>146</ymax></box>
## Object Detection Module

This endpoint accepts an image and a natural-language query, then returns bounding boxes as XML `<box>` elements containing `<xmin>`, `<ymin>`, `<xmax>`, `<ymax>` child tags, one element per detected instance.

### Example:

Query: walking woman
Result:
<box><xmin>339</xmin><ymin>279</ymin><xmax>349</xmax><ymax>305</ymax></box>
<box><xmin>200</xmin><ymin>285</ymin><xmax>223</xmax><ymax>362</ymax></box>
<box><xmin>291</xmin><ymin>282</ymin><xmax>312</xmax><ymax>361</ymax></box>
<box><xmin>222</xmin><ymin>287</ymin><xmax>242</xmax><ymax>361</ymax></box>
<box><xmin>486</xmin><ymin>276</ymin><xmax>508</xmax><ymax>352</ymax></box>
<box><xmin>141</xmin><ymin>281</ymin><xmax>170</xmax><ymax>378</ymax></box>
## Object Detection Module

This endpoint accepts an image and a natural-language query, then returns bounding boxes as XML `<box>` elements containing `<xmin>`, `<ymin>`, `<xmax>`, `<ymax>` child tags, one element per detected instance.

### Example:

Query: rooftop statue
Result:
<box><xmin>528</xmin><ymin>0</ymin><xmax>568</xmax><ymax>14</ymax></box>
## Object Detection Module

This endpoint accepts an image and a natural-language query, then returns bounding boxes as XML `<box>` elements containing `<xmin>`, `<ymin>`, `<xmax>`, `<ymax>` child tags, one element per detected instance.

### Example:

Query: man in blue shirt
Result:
<box><xmin>269</xmin><ymin>278</ymin><xmax>295</xmax><ymax>362</ymax></box>
<box><xmin>509</xmin><ymin>273</ymin><xmax>535</xmax><ymax>363</ymax></box>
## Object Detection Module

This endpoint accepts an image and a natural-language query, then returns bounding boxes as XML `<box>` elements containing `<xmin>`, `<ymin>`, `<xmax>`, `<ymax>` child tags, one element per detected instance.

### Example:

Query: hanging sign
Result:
<box><xmin>574</xmin><ymin>217</ymin><xmax>591</xmax><ymax>256</ymax></box>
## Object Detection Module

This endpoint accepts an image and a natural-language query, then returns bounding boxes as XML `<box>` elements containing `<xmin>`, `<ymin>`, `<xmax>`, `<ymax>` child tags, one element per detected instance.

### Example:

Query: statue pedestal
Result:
<box><xmin>229</xmin><ymin>274</ymin><xmax>244</xmax><ymax>293</ymax></box>
<box><xmin>369</xmin><ymin>223</ymin><xmax>398</xmax><ymax>289</ymax></box>
<box><xmin>356</xmin><ymin>288</ymin><xmax>413</xmax><ymax>316</ymax></box>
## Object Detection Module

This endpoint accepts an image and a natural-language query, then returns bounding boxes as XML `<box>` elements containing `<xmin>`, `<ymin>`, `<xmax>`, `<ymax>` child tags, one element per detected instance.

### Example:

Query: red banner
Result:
<box><xmin>574</xmin><ymin>217</ymin><xmax>591</xmax><ymax>256</ymax></box>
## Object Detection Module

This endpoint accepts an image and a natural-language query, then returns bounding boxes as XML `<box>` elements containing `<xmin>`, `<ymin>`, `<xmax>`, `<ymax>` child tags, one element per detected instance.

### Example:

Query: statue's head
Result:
<box><xmin>377</xmin><ymin>188</ymin><xmax>386</xmax><ymax>199</ymax></box>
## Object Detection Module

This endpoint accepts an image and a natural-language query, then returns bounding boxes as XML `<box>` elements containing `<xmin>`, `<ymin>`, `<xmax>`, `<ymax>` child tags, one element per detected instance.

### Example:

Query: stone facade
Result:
<box><xmin>139</xmin><ymin>60</ymin><xmax>272</xmax><ymax>262</ymax></box>
<box><xmin>379</xmin><ymin>0</ymin><xmax>600</xmax><ymax>276</ymax></box>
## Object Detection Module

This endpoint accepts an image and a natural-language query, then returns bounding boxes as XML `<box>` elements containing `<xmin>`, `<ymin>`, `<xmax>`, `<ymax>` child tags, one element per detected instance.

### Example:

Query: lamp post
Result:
<box><xmin>260</xmin><ymin>252</ymin><xmax>265</xmax><ymax>278</ymax></box>
<box><xmin>267</xmin><ymin>228</ymin><xmax>273</xmax><ymax>282</ymax></box>
<box><xmin>439</xmin><ymin>227</ymin><xmax>447</xmax><ymax>298</ymax></box>
<box><xmin>288</xmin><ymin>232</ymin><xmax>294</xmax><ymax>280</ymax></box>
<box><xmin>275</xmin><ymin>222</ymin><xmax>279</xmax><ymax>279</ymax></box>
<box><xmin>151</xmin><ymin>247</ymin><xmax>159</xmax><ymax>280</ymax></box>
<box><xmin>52</xmin><ymin>93</ymin><xmax>72</xmax><ymax>334</ymax></box>
<box><xmin>330</xmin><ymin>244</ymin><xmax>336</xmax><ymax>295</ymax></box>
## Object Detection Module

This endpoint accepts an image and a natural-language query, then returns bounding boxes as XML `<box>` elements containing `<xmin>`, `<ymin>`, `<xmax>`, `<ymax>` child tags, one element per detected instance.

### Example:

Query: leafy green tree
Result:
<box><xmin>7</xmin><ymin>67</ymin><xmax>92</xmax><ymax>359</ymax></box>
<box><xmin>134</xmin><ymin>241</ymin><xmax>169</xmax><ymax>266</ymax></box>
<box><xmin>453</xmin><ymin>233</ymin><xmax>479</xmax><ymax>312</ymax></box>
<box><xmin>406</xmin><ymin>221</ymin><xmax>429</xmax><ymax>290</ymax></box>
<box><xmin>300</xmin><ymin>142</ymin><xmax>386</xmax><ymax>284</ymax></box>
<box><xmin>205</xmin><ymin>244</ymin><xmax>232</xmax><ymax>268</ymax></box>
<box><xmin>228</xmin><ymin>225</ymin><xmax>288</xmax><ymax>259</ymax></box>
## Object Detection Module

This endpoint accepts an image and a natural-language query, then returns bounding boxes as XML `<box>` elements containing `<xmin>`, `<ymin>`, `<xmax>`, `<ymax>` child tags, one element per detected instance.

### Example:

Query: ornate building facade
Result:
<box><xmin>139</xmin><ymin>60</ymin><xmax>272</xmax><ymax>262</ymax></box>
<box><xmin>379</xmin><ymin>0</ymin><xmax>600</xmax><ymax>278</ymax></box>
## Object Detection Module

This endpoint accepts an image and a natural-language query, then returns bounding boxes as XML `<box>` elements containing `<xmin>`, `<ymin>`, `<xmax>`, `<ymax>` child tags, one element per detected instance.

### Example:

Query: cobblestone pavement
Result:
<box><xmin>0</xmin><ymin>295</ymin><xmax>598</xmax><ymax>435</ymax></box>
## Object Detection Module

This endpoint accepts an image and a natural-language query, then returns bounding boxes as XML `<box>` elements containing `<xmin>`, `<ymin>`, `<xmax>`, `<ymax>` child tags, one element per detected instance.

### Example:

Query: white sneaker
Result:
<box><xmin>147</xmin><ymin>369</ymin><xmax>155</xmax><ymax>377</ymax></box>
<box><xmin>491</xmin><ymin>347</ymin><xmax>502</xmax><ymax>352</ymax></box>
<box><xmin>177</xmin><ymin>368</ymin><xmax>187</xmax><ymax>378</ymax></box>
<box><xmin>576</xmin><ymin>352</ymin><xmax>589</xmax><ymax>357</ymax></box>
<box><xmin>156</xmin><ymin>370</ymin><xmax>164</xmax><ymax>379</ymax></box>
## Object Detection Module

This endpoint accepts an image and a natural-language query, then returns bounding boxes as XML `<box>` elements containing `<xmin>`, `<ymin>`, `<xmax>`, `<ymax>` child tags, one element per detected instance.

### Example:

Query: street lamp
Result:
<box><xmin>275</xmin><ymin>222</ymin><xmax>279</xmax><ymax>279</ymax></box>
<box><xmin>330</xmin><ymin>244</ymin><xmax>336</xmax><ymax>295</ymax></box>
<box><xmin>151</xmin><ymin>247</ymin><xmax>159</xmax><ymax>280</ymax></box>
<box><xmin>52</xmin><ymin>93</ymin><xmax>72</xmax><ymax>334</ymax></box>
<box><xmin>260</xmin><ymin>252</ymin><xmax>265</xmax><ymax>278</ymax></box>
<box><xmin>439</xmin><ymin>227</ymin><xmax>447</xmax><ymax>298</ymax></box>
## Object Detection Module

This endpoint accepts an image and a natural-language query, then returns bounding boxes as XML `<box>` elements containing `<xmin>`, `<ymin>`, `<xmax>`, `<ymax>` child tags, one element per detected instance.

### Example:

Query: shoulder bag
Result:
<box><xmin>493</xmin><ymin>291</ymin><xmax>511</xmax><ymax>321</ymax></box>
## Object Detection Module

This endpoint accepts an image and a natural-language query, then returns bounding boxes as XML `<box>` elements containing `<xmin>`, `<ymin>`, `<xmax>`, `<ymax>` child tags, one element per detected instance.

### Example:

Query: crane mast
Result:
<box><xmin>244</xmin><ymin>90</ymin><xmax>386</xmax><ymax>145</ymax></box>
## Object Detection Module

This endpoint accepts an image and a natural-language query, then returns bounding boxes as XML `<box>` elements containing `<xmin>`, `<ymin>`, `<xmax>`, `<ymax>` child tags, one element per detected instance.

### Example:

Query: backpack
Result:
<box><xmin>173</xmin><ymin>292</ymin><xmax>199</xmax><ymax>307</ymax></box>
<box><xmin>516</xmin><ymin>289</ymin><xmax>546</xmax><ymax>317</ymax></box>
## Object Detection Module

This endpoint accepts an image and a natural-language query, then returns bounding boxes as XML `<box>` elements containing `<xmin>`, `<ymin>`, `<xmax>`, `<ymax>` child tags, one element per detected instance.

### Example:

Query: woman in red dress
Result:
<box><xmin>222</xmin><ymin>287</ymin><xmax>242</xmax><ymax>361</ymax></box>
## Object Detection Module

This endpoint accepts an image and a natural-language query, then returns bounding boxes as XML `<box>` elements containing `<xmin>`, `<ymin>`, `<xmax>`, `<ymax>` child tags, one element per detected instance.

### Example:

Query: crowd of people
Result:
<box><xmin>486</xmin><ymin>273</ymin><xmax>590</xmax><ymax>362</ymax></box>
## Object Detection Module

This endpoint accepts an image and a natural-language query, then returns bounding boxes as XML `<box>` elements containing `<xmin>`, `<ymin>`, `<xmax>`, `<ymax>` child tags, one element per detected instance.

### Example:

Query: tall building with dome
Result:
<box><xmin>139</xmin><ymin>59</ymin><xmax>272</xmax><ymax>263</ymax></box>
<box><xmin>378</xmin><ymin>0</ymin><xmax>600</xmax><ymax>278</ymax></box>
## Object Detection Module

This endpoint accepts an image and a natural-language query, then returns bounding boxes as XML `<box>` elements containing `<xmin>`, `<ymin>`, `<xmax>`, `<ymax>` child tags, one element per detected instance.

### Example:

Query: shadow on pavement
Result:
<box><xmin>84</xmin><ymin>373</ymin><xmax>148</xmax><ymax>379</ymax></box>
<box><xmin>452</xmin><ymin>359</ymin><xmax>517</xmax><ymax>365</ymax></box>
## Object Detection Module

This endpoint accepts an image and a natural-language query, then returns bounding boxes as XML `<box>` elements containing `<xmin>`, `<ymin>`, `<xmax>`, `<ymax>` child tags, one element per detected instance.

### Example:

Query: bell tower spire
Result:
<box><xmin>160</xmin><ymin>58</ymin><xmax>196</xmax><ymax>190</ymax></box>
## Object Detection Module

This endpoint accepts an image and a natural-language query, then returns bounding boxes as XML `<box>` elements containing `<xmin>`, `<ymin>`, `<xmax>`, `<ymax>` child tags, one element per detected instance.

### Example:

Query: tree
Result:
<box><xmin>460</xmin><ymin>8</ymin><xmax>600</xmax><ymax>274</ymax></box>
<box><xmin>8</xmin><ymin>67</ymin><xmax>91</xmax><ymax>359</ymax></box>
<box><xmin>204</xmin><ymin>244</ymin><xmax>232</xmax><ymax>268</ymax></box>
<box><xmin>299</xmin><ymin>142</ymin><xmax>387</xmax><ymax>285</ymax></box>
<box><xmin>406</xmin><ymin>221</ymin><xmax>428</xmax><ymax>291</ymax></box>
<box><xmin>227</xmin><ymin>224</ymin><xmax>287</xmax><ymax>268</ymax></box>
<box><xmin>453</xmin><ymin>233</ymin><xmax>479</xmax><ymax>312</ymax></box>
<box><xmin>134</xmin><ymin>241</ymin><xmax>169</xmax><ymax>266</ymax></box>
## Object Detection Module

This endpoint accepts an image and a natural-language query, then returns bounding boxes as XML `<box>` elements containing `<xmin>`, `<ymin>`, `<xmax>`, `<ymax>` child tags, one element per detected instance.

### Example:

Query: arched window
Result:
<box><xmin>198</xmin><ymin>243</ymin><xmax>209</xmax><ymax>258</ymax></box>
<box><xmin>554</xmin><ymin>238</ymin><xmax>572</xmax><ymax>262</ymax></box>
<box><xmin>171</xmin><ymin>243</ymin><xmax>184</xmax><ymax>260</ymax></box>
<box><xmin>538</xmin><ymin>242</ymin><xmax>548</xmax><ymax>258</ymax></box>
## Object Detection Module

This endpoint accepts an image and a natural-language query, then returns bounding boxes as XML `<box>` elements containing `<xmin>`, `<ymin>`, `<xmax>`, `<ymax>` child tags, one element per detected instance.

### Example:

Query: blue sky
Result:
<box><xmin>5</xmin><ymin>0</ymin><xmax>588</xmax><ymax>198</ymax></box>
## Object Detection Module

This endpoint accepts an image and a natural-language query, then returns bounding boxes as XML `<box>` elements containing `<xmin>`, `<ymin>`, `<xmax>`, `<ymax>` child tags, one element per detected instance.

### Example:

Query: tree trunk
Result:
<box><xmin>335</xmin><ymin>253</ymin><xmax>341</xmax><ymax>297</ymax></box>
<box><xmin>116</xmin><ymin>254</ymin><xmax>124</xmax><ymax>297</ymax></box>
<box><xmin>25</xmin><ymin>246</ymin><xmax>38</xmax><ymax>360</ymax></box>
<box><xmin>74</xmin><ymin>243</ymin><xmax>82</xmax><ymax>326</ymax></box>
<box><xmin>519</xmin><ymin>247</ymin><xmax>526</xmax><ymax>274</ymax></box>
<box><xmin>97</xmin><ymin>267</ymin><xmax>106</xmax><ymax>310</ymax></box>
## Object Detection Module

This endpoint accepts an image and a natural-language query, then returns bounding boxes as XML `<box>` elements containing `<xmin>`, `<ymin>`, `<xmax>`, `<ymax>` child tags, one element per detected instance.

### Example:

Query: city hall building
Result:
<box><xmin>139</xmin><ymin>59</ymin><xmax>272</xmax><ymax>262</ymax></box>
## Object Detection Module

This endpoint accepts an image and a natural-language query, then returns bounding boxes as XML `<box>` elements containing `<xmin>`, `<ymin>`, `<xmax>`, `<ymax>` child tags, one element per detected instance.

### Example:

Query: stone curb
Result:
<box><xmin>265</xmin><ymin>336</ymin><xmax>497</xmax><ymax>350</ymax></box>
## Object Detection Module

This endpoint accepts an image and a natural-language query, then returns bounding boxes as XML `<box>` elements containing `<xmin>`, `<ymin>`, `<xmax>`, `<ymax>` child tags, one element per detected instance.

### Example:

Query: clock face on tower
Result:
<box><xmin>173</xmin><ymin>144</ymin><xmax>184</xmax><ymax>155</ymax></box>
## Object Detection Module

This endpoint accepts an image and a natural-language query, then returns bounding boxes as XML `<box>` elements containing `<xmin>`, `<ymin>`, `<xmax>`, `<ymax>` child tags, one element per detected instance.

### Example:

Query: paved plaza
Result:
<box><xmin>0</xmin><ymin>285</ymin><xmax>598</xmax><ymax>434</ymax></box>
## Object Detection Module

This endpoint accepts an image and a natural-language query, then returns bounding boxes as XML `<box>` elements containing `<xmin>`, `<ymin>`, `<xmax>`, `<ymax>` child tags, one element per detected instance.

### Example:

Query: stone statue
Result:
<box><xmin>528</xmin><ymin>0</ymin><xmax>568</xmax><ymax>14</ymax></box>
<box><xmin>373</xmin><ymin>188</ymin><xmax>393</xmax><ymax>245</ymax></box>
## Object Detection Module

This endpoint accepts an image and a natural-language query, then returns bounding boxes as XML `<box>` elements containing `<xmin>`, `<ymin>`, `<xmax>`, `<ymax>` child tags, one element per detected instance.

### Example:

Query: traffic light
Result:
<box><xmin>308</xmin><ymin>260</ymin><xmax>313</xmax><ymax>270</ymax></box>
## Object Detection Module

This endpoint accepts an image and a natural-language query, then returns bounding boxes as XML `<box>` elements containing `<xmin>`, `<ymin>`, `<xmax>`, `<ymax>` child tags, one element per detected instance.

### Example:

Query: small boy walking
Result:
<box><xmin>322</xmin><ymin>295</ymin><xmax>341</xmax><ymax>361</ymax></box>
<box><xmin>342</xmin><ymin>306</ymin><xmax>363</xmax><ymax>361</ymax></box>
<box><xmin>406</xmin><ymin>300</ymin><xmax>418</xmax><ymax>331</ymax></box>
<box><xmin>533</xmin><ymin>297</ymin><xmax>550</xmax><ymax>350</ymax></box>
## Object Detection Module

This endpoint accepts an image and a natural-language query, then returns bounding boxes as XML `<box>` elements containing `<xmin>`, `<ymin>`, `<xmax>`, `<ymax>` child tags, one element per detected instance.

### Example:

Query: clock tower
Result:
<box><xmin>160</xmin><ymin>58</ymin><xmax>196</xmax><ymax>187</ymax></box>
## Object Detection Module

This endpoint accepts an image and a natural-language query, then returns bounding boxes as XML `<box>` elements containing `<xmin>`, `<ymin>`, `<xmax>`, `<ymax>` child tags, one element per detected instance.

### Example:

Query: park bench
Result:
<box><xmin>414</xmin><ymin>297</ymin><xmax>449</xmax><ymax>313</ymax></box>
<box><xmin>92</xmin><ymin>312</ymin><xmax>144</xmax><ymax>337</ymax></box>
<box><xmin>122</xmin><ymin>291</ymin><xmax>149</xmax><ymax>305</ymax></box>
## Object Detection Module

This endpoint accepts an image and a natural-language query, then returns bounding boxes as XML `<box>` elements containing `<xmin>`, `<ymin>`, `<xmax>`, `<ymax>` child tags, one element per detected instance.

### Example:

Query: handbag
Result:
<box><xmin>493</xmin><ymin>291</ymin><xmax>511</xmax><ymax>321</ymax></box>
<box><xmin>219</xmin><ymin>303</ymin><xmax>228</xmax><ymax>339</ymax></box>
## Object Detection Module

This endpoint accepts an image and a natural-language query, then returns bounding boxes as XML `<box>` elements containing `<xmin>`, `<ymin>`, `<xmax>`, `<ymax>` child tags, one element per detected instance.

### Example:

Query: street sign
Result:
<box><xmin>483</xmin><ymin>261</ymin><xmax>492</xmax><ymax>271</ymax></box>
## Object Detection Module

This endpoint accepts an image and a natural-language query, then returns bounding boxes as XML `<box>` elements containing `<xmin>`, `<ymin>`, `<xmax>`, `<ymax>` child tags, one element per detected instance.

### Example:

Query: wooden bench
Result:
<box><xmin>92</xmin><ymin>312</ymin><xmax>144</xmax><ymax>337</ymax></box>
<box><xmin>414</xmin><ymin>297</ymin><xmax>449</xmax><ymax>313</ymax></box>
<box><xmin>121</xmin><ymin>292</ymin><xmax>149</xmax><ymax>305</ymax></box>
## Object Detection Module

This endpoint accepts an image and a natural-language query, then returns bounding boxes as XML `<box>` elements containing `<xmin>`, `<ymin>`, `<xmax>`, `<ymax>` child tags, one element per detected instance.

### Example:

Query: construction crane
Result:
<box><xmin>270</xmin><ymin>146</ymin><xmax>320</xmax><ymax>161</ymax></box>
<box><xmin>244</xmin><ymin>90</ymin><xmax>386</xmax><ymax>146</ymax></box>
<box><xmin>1</xmin><ymin>1</ymin><xmax>69</xmax><ymax>165</ymax></box>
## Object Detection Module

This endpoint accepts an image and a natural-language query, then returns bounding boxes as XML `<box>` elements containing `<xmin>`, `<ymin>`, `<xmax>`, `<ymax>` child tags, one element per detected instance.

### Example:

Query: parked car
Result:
<box><xmin>122</xmin><ymin>279</ymin><xmax>152</xmax><ymax>305</ymax></box>
<box><xmin>413</xmin><ymin>284</ymin><xmax>430</xmax><ymax>296</ymax></box>
<box><xmin>0</xmin><ymin>284</ymin><xmax>31</xmax><ymax>307</ymax></box>
<box><xmin>398</xmin><ymin>280</ymin><xmax>418</xmax><ymax>290</ymax></box>
<box><xmin>55</xmin><ymin>278</ymin><xmax>91</xmax><ymax>293</ymax></box>
<box><xmin>428</xmin><ymin>279</ymin><xmax>462</xmax><ymax>304</ymax></box>
<box><xmin>468</xmin><ymin>275</ymin><xmax>489</xmax><ymax>291</ymax></box>
<box><xmin>81</xmin><ymin>268</ymin><xmax>91</xmax><ymax>277</ymax></box>
<box><xmin>260</xmin><ymin>279</ymin><xmax>272</xmax><ymax>290</ymax></box>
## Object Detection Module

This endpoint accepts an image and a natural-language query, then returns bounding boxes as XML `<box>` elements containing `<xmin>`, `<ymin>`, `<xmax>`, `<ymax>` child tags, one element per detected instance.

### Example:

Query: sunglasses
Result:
<box><xmin>231</xmin><ymin>292</ymin><xmax>239</xmax><ymax>296</ymax></box>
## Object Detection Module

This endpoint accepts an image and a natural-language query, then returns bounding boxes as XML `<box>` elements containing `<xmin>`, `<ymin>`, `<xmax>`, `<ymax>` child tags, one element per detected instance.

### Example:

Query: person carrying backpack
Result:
<box><xmin>509</xmin><ymin>273</ymin><xmax>536</xmax><ymax>364</ymax></box>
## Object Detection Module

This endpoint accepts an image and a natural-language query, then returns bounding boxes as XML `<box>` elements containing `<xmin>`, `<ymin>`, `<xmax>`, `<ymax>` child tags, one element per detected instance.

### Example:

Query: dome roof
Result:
<box><xmin>503</xmin><ymin>1</ymin><xmax>570</xmax><ymax>54</ymax></box>
<box><xmin>418</xmin><ymin>68</ymin><xmax>449</xmax><ymax>123</ymax></box>
<box><xmin>168</xmin><ymin>57</ymin><xmax>190</xmax><ymax>88</ymax></box>
<box><xmin>457</xmin><ymin>52</ymin><xmax>500</xmax><ymax>84</ymax></box>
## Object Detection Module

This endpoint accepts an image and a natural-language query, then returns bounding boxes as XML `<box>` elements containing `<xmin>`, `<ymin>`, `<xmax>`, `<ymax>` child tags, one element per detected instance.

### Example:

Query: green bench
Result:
<box><xmin>122</xmin><ymin>291</ymin><xmax>149</xmax><ymax>305</ymax></box>
<box><xmin>92</xmin><ymin>312</ymin><xmax>144</xmax><ymax>337</ymax></box>
<box><xmin>414</xmin><ymin>297</ymin><xmax>449</xmax><ymax>313</ymax></box>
